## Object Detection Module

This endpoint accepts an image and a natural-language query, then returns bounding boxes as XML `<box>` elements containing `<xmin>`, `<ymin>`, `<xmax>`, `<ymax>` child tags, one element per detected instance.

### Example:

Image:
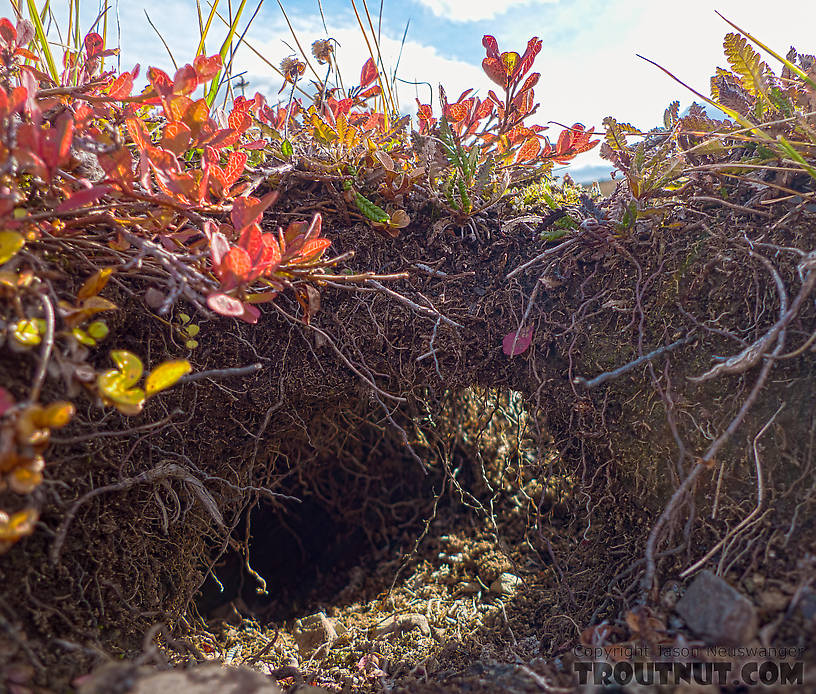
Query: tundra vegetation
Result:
<box><xmin>0</xmin><ymin>2</ymin><xmax>814</xmax><ymax>691</ymax></box>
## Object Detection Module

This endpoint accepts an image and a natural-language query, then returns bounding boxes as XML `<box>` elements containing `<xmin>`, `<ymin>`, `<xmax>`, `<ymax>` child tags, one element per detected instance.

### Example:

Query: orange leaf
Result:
<box><xmin>193</xmin><ymin>54</ymin><xmax>222</xmax><ymax>82</ymax></box>
<box><xmin>515</xmin><ymin>137</ymin><xmax>540</xmax><ymax>163</ymax></box>
<box><xmin>107</xmin><ymin>72</ymin><xmax>133</xmax><ymax>99</ymax></box>
<box><xmin>294</xmin><ymin>237</ymin><xmax>331</xmax><ymax>263</ymax></box>
<box><xmin>161</xmin><ymin>121</ymin><xmax>192</xmax><ymax>156</ymax></box>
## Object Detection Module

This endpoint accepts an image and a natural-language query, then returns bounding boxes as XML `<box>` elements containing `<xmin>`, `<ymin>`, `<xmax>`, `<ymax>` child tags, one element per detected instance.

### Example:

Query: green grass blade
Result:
<box><xmin>24</xmin><ymin>0</ymin><xmax>59</xmax><ymax>83</ymax></box>
<box><xmin>206</xmin><ymin>0</ymin><xmax>249</xmax><ymax>107</ymax></box>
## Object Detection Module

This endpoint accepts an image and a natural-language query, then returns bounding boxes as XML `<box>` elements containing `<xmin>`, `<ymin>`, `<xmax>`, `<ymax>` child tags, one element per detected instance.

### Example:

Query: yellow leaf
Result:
<box><xmin>145</xmin><ymin>360</ymin><xmax>192</xmax><ymax>397</ymax></box>
<box><xmin>0</xmin><ymin>507</ymin><xmax>39</xmax><ymax>541</ymax></box>
<box><xmin>98</xmin><ymin>351</ymin><xmax>146</xmax><ymax>416</ymax></box>
<box><xmin>77</xmin><ymin>267</ymin><xmax>114</xmax><ymax>300</ymax></box>
<box><xmin>0</xmin><ymin>231</ymin><xmax>24</xmax><ymax>264</ymax></box>
<box><xmin>11</xmin><ymin>319</ymin><xmax>41</xmax><ymax>347</ymax></box>
<box><xmin>110</xmin><ymin>350</ymin><xmax>143</xmax><ymax>386</ymax></box>
<box><xmin>41</xmin><ymin>401</ymin><xmax>75</xmax><ymax>429</ymax></box>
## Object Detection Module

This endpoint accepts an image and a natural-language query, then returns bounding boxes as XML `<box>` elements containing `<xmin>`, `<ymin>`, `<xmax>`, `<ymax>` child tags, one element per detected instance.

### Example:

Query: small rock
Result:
<box><xmin>675</xmin><ymin>570</ymin><xmax>757</xmax><ymax>645</ymax></box>
<box><xmin>293</xmin><ymin>612</ymin><xmax>345</xmax><ymax>657</ymax></box>
<box><xmin>490</xmin><ymin>572</ymin><xmax>523</xmax><ymax>596</ymax></box>
<box><xmin>458</xmin><ymin>581</ymin><xmax>481</xmax><ymax>595</ymax></box>
<box><xmin>757</xmin><ymin>589</ymin><xmax>789</xmax><ymax>612</ymax></box>
<box><xmin>372</xmin><ymin>613</ymin><xmax>433</xmax><ymax>639</ymax></box>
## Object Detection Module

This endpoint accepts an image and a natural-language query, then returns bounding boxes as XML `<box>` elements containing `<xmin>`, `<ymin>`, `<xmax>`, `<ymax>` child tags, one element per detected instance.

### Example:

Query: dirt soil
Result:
<box><xmin>3</xmin><ymin>166</ymin><xmax>816</xmax><ymax>693</ymax></box>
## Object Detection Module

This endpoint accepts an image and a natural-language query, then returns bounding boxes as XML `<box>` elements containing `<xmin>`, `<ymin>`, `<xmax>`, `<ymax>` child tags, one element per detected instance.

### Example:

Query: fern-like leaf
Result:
<box><xmin>723</xmin><ymin>33</ymin><xmax>771</xmax><ymax>102</ymax></box>
<box><xmin>602</xmin><ymin>117</ymin><xmax>642</xmax><ymax>152</ymax></box>
<box><xmin>663</xmin><ymin>101</ymin><xmax>679</xmax><ymax>130</ymax></box>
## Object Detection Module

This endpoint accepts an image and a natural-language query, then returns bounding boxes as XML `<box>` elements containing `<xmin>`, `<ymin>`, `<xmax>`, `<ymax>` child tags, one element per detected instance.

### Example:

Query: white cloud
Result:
<box><xmin>414</xmin><ymin>0</ymin><xmax>557</xmax><ymax>23</ymax></box>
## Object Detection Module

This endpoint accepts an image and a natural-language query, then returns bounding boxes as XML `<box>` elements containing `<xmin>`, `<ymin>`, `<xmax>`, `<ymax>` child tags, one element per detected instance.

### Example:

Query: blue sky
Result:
<box><xmin>20</xmin><ymin>0</ymin><xmax>816</xmax><ymax>180</ymax></box>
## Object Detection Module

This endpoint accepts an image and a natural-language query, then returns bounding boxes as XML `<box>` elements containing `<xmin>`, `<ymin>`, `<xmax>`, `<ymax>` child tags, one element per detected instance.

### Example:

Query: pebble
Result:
<box><xmin>675</xmin><ymin>570</ymin><xmax>757</xmax><ymax>645</ymax></box>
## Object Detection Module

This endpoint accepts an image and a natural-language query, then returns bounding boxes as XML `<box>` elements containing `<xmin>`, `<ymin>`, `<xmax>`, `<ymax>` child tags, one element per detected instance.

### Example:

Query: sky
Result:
<box><xmin>18</xmin><ymin>0</ymin><xmax>816</xmax><ymax>181</ymax></box>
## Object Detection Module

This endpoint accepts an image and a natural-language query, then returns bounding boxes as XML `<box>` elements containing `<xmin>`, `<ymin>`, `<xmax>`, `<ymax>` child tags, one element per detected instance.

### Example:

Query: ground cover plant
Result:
<box><xmin>0</xmin><ymin>2</ymin><xmax>815</xmax><ymax>692</ymax></box>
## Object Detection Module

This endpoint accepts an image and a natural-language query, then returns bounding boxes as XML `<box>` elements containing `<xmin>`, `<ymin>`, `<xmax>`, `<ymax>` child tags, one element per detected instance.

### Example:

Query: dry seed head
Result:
<box><xmin>280</xmin><ymin>56</ymin><xmax>306</xmax><ymax>84</ymax></box>
<box><xmin>312</xmin><ymin>39</ymin><xmax>333</xmax><ymax>65</ymax></box>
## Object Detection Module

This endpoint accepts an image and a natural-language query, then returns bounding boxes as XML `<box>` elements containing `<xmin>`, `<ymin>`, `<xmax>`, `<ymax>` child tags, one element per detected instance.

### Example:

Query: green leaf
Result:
<box><xmin>281</xmin><ymin>139</ymin><xmax>294</xmax><ymax>157</ymax></box>
<box><xmin>184</xmin><ymin>324</ymin><xmax>200</xmax><ymax>338</ymax></box>
<box><xmin>0</xmin><ymin>231</ymin><xmax>24</xmax><ymax>264</ymax></box>
<box><xmin>87</xmin><ymin>321</ymin><xmax>109</xmax><ymax>340</ymax></box>
<box><xmin>145</xmin><ymin>360</ymin><xmax>192</xmax><ymax>397</ymax></box>
<box><xmin>185</xmin><ymin>339</ymin><xmax>199</xmax><ymax>350</ymax></box>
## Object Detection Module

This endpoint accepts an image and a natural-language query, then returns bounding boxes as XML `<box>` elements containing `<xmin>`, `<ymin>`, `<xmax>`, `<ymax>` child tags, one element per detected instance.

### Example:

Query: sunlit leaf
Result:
<box><xmin>40</xmin><ymin>401</ymin><xmax>75</xmax><ymax>428</ymax></box>
<box><xmin>281</xmin><ymin>139</ymin><xmax>294</xmax><ymax>157</ymax></box>
<box><xmin>11</xmin><ymin>319</ymin><xmax>41</xmax><ymax>347</ymax></box>
<box><xmin>360</xmin><ymin>57</ymin><xmax>378</xmax><ymax>88</ymax></box>
<box><xmin>0</xmin><ymin>508</ymin><xmax>38</xmax><ymax>542</ymax></box>
<box><xmin>78</xmin><ymin>267</ymin><xmax>114</xmax><ymax>300</ymax></box>
<box><xmin>0</xmin><ymin>231</ymin><xmax>24</xmax><ymax>264</ymax></box>
<box><xmin>145</xmin><ymin>360</ymin><xmax>192</xmax><ymax>397</ymax></box>
<box><xmin>72</xmin><ymin>327</ymin><xmax>96</xmax><ymax>346</ymax></box>
<box><xmin>86</xmin><ymin>321</ymin><xmax>109</xmax><ymax>340</ymax></box>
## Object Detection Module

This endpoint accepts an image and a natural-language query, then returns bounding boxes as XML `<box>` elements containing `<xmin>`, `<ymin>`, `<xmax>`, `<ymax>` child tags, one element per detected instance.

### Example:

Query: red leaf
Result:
<box><xmin>53</xmin><ymin>111</ymin><xmax>74</xmax><ymax>164</ymax></box>
<box><xmin>56</xmin><ymin>185</ymin><xmax>111</xmax><ymax>212</ymax></box>
<box><xmin>416</xmin><ymin>101</ymin><xmax>433</xmax><ymax>120</ymax></box>
<box><xmin>502</xmin><ymin>326</ymin><xmax>534</xmax><ymax>356</ymax></box>
<box><xmin>223</xmin><ymin>151</ymin><xmax>247</xmax><ymax>186</ymax></box>
<box><xmin>203</xmin><ymin>221</ymin><xmax>230</xmax><ymax>267</ymax></box>
<box><xmin>482</xmin><ymin>35</ymin><xmax>500</xmax><ymax>60</ymax></box>
<box><xmin>482</xmin><ymin>57</ymin><xmax>507</xmax><ymax>88</ymax></box>
<box><xmin>476</xmin><ymin>99</ymin><xmax>494</xmax><ymax>119</ymax></box>
<box><xmin>200</xmin><ymin>127</ymin><xmax>240</xmax><ymax>150</ymax></box>
<box><xmin>304</xmin><ymin>212</ymin><xmax>322</xmax><ymax>241</ymax></box>
<box><xmin>242</xmin><ymin>138</ymin><xmax>267</xmax><ymax>150</ymax></box>
<box><xmin>228</xmin><ymin>109</ymin><xmax>252</xmax><ymax>133</ymax></box>
<box><xmin>107</xmin><ymin>72</ymin><xmax>134</xmax><ymax>98</ymax></box>
<box><xmin>147</xmin><ymin>67</ymin><xmax>173</xmax><ymax>97</ymax></box>
<box><xmin>126</xmin><ymin>117</ymin><xmax>151</xmax><ymax>150</ymax></box>
<box><xmin>0</xmin><ymin>18</ymin><xmax>16</xmax><ymax>48</ymax></box>
<box><xmin>513</xmin><ymin>37</ymin><xmax>542</xmax><ymax>81</ymax></box>
<box><xmin>161</xmin><ymin>121</ymin><xmax>192</xmax><ymax>156</ymax></box>
<box><xmin>294</xmin><ymin>237</ymin><xmax>331</xmax><ymax>263</ymax></box>
<box><xmin>193</xmin><ymin>54</ymin><xmax>222</xmax><ymax>82</ymax></box>
<box><xmin>238</xmin><ymin>302</ymin><xmax>261</xmax><ymax>324</ymax></box>
<box><xmin>443</xmin><ymin>103</ymin><xmax>468</xmax><ymax>123</ymax></box>
<box><xmin>84</xmin><ymin>32</ymin><xmax>104</xmax><ymax>58</ymax></box>
<box><xmin>221</xmin><ymin>246</ymin><xmax>252</xmax><ymax>283</ymax></box>
<box><xmin>518</xmin><ymin>72</ymin><xmax>540</xmax><ymax>95</ymax></box>
<box><xmin>360</xmin><ymin>57</ymin><xmax>378</xmax><ymax>88</ymax></box>
<box><xmin>357</xmin><ymin>85</ymin><xmax>382</xmax><ymax>100</ymax></box>
<box><xmin>98</xmin><ymin>147</ymin><xmax>134</xmax><ymax>187</ymax></box>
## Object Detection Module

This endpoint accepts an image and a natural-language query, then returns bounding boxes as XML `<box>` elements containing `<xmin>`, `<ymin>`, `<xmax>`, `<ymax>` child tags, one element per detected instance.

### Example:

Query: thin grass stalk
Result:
<box><xmin>360</xmin><ymin>0</ymin><xmax>397</xmax><ymax>114</ymax></box>
<box><xmin>194</xmin><ymin>0</ymin><xmax>220</xmax><ymax>57</ymax></box>
<box><xmin>24</xmin><ymin>0</ymin><xmax>59</xmax><ymax>82</ymax></box>
<box><xmin>205</xmin><ymin>0</ymin><xmax>249</xmax><ymax>106</ymax></box>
